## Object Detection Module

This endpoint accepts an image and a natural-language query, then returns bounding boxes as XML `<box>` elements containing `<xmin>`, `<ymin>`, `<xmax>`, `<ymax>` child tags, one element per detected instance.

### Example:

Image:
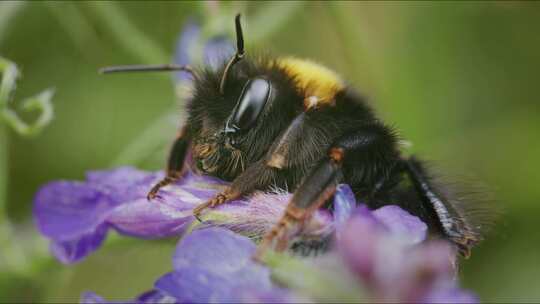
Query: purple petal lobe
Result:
<box><xmin>155</xmin><ymin>227</ymin><xmax>283</xmax><ymax>303</ymax></box>
<box><xmin>423</xmin><ymin>288</ymin><xmax>479</xmax><ymax>303</ymax></box>
<box><xmin>50</xmin><ymin>224</ymin><xmax>108</xmax><ymax>264</ymax></box>
<box><xmin>85</xmin><ymin>167</ymin><xmax>159</xmax><ymax>204</ymax></box>
<box><xmin>34</xmin><ymin>181</ymin><xmax>115</xmax><ymax>241</ymax></box>
<box><xmin>135</xmin><ymin>289</ymin><xmax>176</xmax><ymax>304</ymax></box>
<box><xmin>107</xmin><ymin>198</ymin><xmax>194</xmax><ymax>238</ymax></box>
<box><xmin>333</xmin><ymin>184</ymin><xmax>356</xmax><ymax>229</ymax></box>
<box><xmin>203</xmin><ymin>36</ymin><xmax>235</xmax><ymax>71</ymax></box>
<box><xmin>173</xmin><ymin>19</ymin><xmax>200</xmax><ymax>82</ymax></box>
<box><xmin>173</xmin><ymin>227</ymin><xmax>257</xmax><ymax>271</ymax></box>
<box><xmin>373</xmin><ymin>205</ymin><xmax>428</xmax><ymax>244</ymax></box>
<box><xmin>173</xmin><ymin>20</ymin><xmax>234</xmax><ymax>81</ymax></box>
<box><xmin>338</xmin><ymin>206</ymin><xmax>384</xmax><ymax>280</ymax></box>
<box><xmin>338</xmin><ymin>205</ymin><xmax>473</xmax><ymax>302</ymax></box>
<box><xmin>34</xmin><ymin>167</ymin><xmax>224</xmax><ymax>263</ymax></box>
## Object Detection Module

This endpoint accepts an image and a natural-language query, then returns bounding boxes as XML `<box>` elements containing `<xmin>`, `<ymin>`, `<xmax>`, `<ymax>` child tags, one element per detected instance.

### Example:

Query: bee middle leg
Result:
<box><xmin>192</xmin><ymin>160</ymin><xmax>279</xmax><ymax>217</ymax></box>
<box><xmin>254</xmin><ymin>148</ymin><xmax>344</xmax><ymax>257</ymax></box>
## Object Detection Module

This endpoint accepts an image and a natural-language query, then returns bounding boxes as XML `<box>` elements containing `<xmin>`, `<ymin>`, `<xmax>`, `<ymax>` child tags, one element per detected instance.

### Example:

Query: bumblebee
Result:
<box><xmin>102</xmin><ymin>15</ymin><xmax>483</xmax><ymax>257</ymax></box>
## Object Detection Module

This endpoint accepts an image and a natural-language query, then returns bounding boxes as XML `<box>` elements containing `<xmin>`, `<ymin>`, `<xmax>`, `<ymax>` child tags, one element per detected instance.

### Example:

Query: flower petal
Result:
<box><xmin>383</xmin><ymin>241</ymin><xmax>457</xmax><ymax>302</ymax></box>
<box><xmin>50</xmin><ymin>224</ymin><xmax>108</xmax><ymax>264</ymax></box>
<box><xmin>338</xmin><ymin>206</ymin><xmax>384</xmax><ymax>280</ymax></box>
<box><xmin>172</xmin><ymin>227</ymin><xmax>257</xmax><ymax>271</ymax></box>
<box><xmin>173</xmin><ymin>19</ymin><xmax>234</xmax><ymax>81</ymax></box>
<box><xmin>135</xmin><ymin>289</ymin><xmax>177</xmax><ymax>304</ymax></box>
<box><xmin>203</xmin><ymin>36</ymin><xmax>235</xmax><ymax>71</ymax></box>
<box><xmin>106</xmin><ymin>199</ymin><xmax>194</xmax><ymax>238</ymax></box>
<box><xmin>155</xmin><ymin>227</ymin><xmax>286</xmax><ymax>303</ymax></box>
<box><xmin>34</xmin><ymin>168</ymin><xmax>225</xmax><ymax>263</ymax></box>
<box><xmin>337</xmin><ymin>205</ymin><xmax>473</xmax><ymax>302</ymax></box>
<box><xmin>423</xmin><ymin>288</ymin><xmax>479</xmax><ymax>303</ymax></box>
<box><xmin>373</xmin><ymin>205</ymin><xmax>428</xmax><ymax>245</ymax></box>
<box><xmin>34</xmin><ymin>181</ymin><xmax>115</xmax><ymax>241</ymax></box>
<box><xmin>333</xmin><ymin>184</ymin><xmax>356</xmax><ymax>229</ymax></box>
<box><xmin>173</xmin><ymin>19</ymin><xmax>200</xmax><ymax>82</ymax></box>
<box><xmin>80</xmin><ymin>291</ymin><xmax>107</xmax><ymax>304</ymax></box>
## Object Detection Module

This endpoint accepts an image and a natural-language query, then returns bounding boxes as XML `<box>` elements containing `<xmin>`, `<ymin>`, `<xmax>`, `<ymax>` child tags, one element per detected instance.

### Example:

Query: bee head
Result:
<box><xmin>192</xmin><ymin>76</ymin><xmax>272</xmax><ymax>180</ymax></box>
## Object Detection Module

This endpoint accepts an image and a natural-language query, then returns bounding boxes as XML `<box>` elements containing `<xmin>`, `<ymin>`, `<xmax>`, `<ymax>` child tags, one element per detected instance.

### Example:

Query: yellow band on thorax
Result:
<box><xmin>271</xmin><ymin>57</ymin><xmax>344</xmax><ymax>107</ymax></box>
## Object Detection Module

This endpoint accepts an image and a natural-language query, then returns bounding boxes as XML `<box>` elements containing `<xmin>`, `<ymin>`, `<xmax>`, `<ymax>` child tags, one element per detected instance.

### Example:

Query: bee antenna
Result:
<box><xmin>219</xmin><ymin>14</ymin><xmax>245</xmax><ymax>95</ymax></box>
<box><xmin>99</xmin><ymin>64</ymin><xmax>198</xmax><ymax>79</ymax></box>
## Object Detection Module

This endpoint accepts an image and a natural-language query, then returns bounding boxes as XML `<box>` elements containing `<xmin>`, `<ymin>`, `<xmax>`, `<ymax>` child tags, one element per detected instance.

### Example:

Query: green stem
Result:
<box><xmin>0</xmin><ymin>124</ymin><xmax>7</xmax><ymax>221</ymax></box>
<box><xmin>0</xmin><ymin>124</ymin><xmax>29</xmax><ymax>275</ymax></box>
<box><xmin>0</xmin><ymin>58</ymin><xmax>54</xmax><ymax>276</ymax></box>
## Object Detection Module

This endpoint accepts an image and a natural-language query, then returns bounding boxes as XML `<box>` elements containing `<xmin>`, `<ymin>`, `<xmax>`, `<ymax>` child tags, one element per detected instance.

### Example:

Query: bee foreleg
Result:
<box><xmin>147</xmin><ymin>127</ymin><xmax>191</xmax><ymax>201</ymax></box>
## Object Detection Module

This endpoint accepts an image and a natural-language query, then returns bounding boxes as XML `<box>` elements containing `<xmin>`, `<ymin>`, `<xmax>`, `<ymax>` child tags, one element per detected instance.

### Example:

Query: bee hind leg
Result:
<box><xmin>254</xmin><ymin>123</ymin><xmax>399</xmax><ymax>260</ymax></box>
<box><xmin>402</xmin><ymin>157</ymin><xmax>480</xmax><ymax>257</ymax></box>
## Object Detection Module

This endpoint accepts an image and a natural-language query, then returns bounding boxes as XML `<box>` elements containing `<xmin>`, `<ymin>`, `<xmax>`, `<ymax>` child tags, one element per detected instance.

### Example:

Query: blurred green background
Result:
<box><xmin>1</xmin><ymin>1</ymin><xmax>539</xmax><ymax>302</ymax></box>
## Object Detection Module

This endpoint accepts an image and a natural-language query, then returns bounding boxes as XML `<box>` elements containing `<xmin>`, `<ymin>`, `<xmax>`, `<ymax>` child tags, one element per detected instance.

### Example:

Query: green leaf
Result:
<box><xmin>0</xmin><ymin>57</ymin><xmax>56</xmax><ymax>276</ymax></box>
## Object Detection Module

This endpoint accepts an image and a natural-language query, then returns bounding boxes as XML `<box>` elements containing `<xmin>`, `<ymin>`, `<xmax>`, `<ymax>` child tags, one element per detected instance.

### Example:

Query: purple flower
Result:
<box><xmin>173</xmin><ymin>19</ymin><xmax>234</xmax><ymax>83</ymax></box>
<box><xmin>35</xmin><ymin>166</ymin><xmax>477</xmax><ymax>303</ymax></box>
<box><xmin>81</xmin><ymin>228</ymin><xmax>300</xmax><ymax>304</ymax></box>
<box><xmin>337</xmin><ymin>203</ymin><xmax>477</xmax><ymax>303</ymax></box>
<box><xmin>33</xmin><ymin>167</ymin><xmax>332</xmax><ymax>264</ymax></box>
<box><xmin>156</xmin><ymin>227</ymin><xmax>298</xmax><ymax>303</ymax></box>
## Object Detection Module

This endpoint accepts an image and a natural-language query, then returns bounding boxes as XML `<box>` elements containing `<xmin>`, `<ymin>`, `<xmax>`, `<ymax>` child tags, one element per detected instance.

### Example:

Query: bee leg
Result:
<box><xmin>255</xmin><ymin>124</ymin><xmax>399</xmax><ymax>260</ymax></box>
<box><xmin>147</xmin><ymin>127</ymin><xmax>191</xmax><ymax>201</ymax></box>
<box><xmin>403</xmin><ymin>157</ymin><xmax>479</xmax><ymax>257</ymax></box>
<box><xmin>254</xmin><ymin>147</ymin><xmax>345</xmax><ymax>260</ymax></box>
<box><xmin>266</xmin><ymin>112</ymin><xmax>307</xmax><ymax>169</ymax></box>
<box><xmin>192</xmin><ymin>160</ymin><xmax>279</xmax><ymax>218</ymax></box>
<box><xmin>192</xmin><ymin>188</ymin><xmax>241</xmax><ymax>216</ymax></box>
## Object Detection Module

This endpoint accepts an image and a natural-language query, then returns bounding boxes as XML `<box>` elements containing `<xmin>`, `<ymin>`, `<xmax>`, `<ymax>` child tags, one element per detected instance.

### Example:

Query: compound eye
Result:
<box><xmin>229</xmin><ymin>78</ymin><xmax>271</xmax><ymax>131</ymax></box>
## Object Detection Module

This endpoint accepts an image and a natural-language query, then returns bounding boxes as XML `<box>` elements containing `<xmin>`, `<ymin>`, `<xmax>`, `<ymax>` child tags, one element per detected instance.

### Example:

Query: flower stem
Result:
<box><xmin>0</xmin><ymin>124</ymin><xmax>7</xmax><ymax>220</ymax></box>
<box><xmin>0</xmin><ymin>124</ymin><xmax>30</xmax><ymax>276</ymax></box>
